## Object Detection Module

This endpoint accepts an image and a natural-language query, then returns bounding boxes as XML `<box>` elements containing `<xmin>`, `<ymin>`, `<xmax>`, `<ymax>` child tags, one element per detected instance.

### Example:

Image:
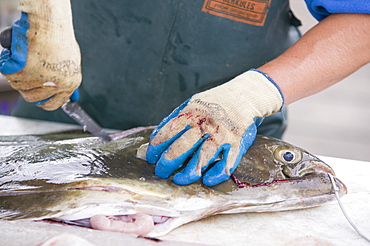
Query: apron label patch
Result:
<box><xmin>202</xmin><ymin>0</ymin><xmax>271</xmax><ymax>26</ymax></box>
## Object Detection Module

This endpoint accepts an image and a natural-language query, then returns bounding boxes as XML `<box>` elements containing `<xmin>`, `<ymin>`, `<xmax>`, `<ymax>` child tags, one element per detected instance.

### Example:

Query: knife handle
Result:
<box><xmin>0</xmin><ymin>26</ymin><xmax>12</xmax><ymax>49</ymax></box>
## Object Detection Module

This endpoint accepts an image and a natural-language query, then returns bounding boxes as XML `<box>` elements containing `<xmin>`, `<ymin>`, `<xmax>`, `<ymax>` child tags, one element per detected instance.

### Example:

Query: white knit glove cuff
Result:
<box><xmin>191</xmin><ymin>69</ymin><xmax>284</xmax><ymax>134</ymax></box>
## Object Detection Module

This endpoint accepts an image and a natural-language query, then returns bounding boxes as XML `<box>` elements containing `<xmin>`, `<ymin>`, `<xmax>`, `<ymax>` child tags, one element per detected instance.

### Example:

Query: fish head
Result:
<box><xmin>235</xmin><ymin>135</ymin><xmax>336</xmax><ymax>184</ymax></box>
<box><xmin>213</xmin><ymin>135</ymin><xmax>347</xmax><ymax>212</ymax></box>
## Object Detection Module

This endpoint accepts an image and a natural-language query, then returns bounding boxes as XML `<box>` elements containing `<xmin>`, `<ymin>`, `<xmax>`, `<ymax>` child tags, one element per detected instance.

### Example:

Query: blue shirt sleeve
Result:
<box><xmin>304</xmin><ymin>0</ymin><xmax>370</xmax><ymax>21</ymax></box>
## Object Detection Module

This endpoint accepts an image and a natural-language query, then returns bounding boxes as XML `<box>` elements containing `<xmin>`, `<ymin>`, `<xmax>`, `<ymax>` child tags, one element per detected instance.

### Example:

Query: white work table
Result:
<box><xmin>0</xmin><ymin>115</ymin><xmax>369</xmax><ymax>246</ymax></box>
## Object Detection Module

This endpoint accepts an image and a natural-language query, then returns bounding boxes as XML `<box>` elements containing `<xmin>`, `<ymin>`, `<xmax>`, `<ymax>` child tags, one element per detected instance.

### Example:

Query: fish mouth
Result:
<box><xmin>231</xmin><ymin>160</ymin><xmax>342</xmax><ymax>189</ymax></box>
<box><xmin>283</xmin><ymin>160</ymin><xmax>336</xmax><ymax>178</ymax></box>
<box><xmin>231</xmin><ymin>173</ymin><xmax>347</xmax><ymax>195</ymax></box>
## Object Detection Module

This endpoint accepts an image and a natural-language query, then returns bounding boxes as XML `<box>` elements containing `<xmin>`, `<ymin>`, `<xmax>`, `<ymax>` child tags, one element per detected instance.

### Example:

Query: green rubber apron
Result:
<box><xmin>13</xmin><ymin>0</ymin><xmax>301</xmax><ymax>138</ymax></box>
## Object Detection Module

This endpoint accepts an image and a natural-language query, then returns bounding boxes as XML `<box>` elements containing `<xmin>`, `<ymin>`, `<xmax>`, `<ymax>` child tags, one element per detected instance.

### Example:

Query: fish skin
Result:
<box><xmin>0</xmin><ymin>127</ymin><xmax>346</xmax><ymax>237</ymax></box>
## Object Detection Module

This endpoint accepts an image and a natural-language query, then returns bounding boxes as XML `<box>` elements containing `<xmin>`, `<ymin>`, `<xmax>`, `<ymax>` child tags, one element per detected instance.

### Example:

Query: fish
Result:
<box><xmin>0</xmin><ymin>127</ymin><xmax>346</xmax><ymax>237</ymax></box>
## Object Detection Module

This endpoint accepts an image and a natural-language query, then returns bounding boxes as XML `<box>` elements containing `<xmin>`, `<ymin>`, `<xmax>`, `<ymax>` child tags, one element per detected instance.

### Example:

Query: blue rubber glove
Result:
<box><xmin>0</xmin><ymin>13</ymin><xmax>29</xmax><ymax>74</ymax></box>
<box><xmin>32</xmin><ymin>88</ymin><xmax>80</xmax><ymax>106</ymax></box>
<box><xmin>0</xmin><ymin>0</ymin><xmax>81</xmax><ymax>111</ymax></box>
<box><xmin>147</xmin><ymin>69</ymin><xmax>284</xmax><ymax>186</ymax></box>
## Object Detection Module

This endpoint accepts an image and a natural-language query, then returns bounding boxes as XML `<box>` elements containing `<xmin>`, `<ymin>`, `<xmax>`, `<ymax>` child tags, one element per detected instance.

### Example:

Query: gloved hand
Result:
<box><xmin>146</xmin><ymin>69</ymin><xmax>284</xmax><ymax>186</ymax></box>
<box><xmin>0</xmin><ymin>0</ymin><xmax>81</xmax><ymax>111</ymax></box>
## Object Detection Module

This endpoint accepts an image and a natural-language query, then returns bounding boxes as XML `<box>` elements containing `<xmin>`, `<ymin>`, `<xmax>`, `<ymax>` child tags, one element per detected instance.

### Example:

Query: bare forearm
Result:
<box><xmin>259</xmin><ymin>13</ymin><xmax>370</xmax><ymax>105</ymax></box>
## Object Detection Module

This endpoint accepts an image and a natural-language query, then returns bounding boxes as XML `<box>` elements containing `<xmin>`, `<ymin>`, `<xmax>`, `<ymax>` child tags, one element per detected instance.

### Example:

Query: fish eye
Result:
<box><xmin>274</xmin><ymin>146</ymin><xmax>302</xmax><ymax>164</ymax></box>
<box><xmin>283</xmin><ymin>151</ymin><xmax>294</xmax><ymax>162</ymax></box>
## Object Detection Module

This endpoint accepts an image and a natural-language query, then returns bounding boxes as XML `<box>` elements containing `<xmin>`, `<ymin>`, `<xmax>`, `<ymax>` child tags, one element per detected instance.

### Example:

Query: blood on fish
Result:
<box><xmin>231</xmin><ymin>175</ymin><xmax>300</xmax><ymax>188</ymax></box>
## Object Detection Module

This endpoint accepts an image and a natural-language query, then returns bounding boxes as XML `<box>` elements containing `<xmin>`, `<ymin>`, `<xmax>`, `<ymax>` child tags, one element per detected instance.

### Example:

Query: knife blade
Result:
<box><xmin>61</xmin><ymin>101</ymin><xmax>112</xmax><ymax>141</ymax></box>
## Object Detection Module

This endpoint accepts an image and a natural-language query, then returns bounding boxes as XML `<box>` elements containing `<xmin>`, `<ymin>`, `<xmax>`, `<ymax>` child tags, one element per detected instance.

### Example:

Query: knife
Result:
<box><xmin>61</xmin><ymin>101</ymin><xmax>112</xmax><ymax>142</ymax></box>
